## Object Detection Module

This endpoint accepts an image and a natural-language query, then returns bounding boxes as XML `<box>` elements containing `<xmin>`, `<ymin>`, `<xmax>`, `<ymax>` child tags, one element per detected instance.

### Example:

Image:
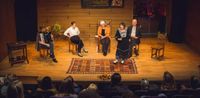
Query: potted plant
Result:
<box><xmin>52</xmin><ymin>23</ymin><xmax>61</xmax><ymax>40</ymax></box>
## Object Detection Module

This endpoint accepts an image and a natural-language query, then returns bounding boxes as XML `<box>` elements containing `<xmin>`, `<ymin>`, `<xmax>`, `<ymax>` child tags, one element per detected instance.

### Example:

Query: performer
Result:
<box><xmin>97</xmin><ymin>20</ymin><xmax>111</xmax><ymax>56</ymax></box>
<box><xmin>113</xmin><ymin>22</ymin><xmax>130</xmax><ymax>64</ymax></box>
<box><xmin>64</xmin><ymin>21</ymin><xmax>88</xmax><ymax>57</ymax></box>
<box><xmin>37</xmin><ymin>26</ymin><xmax>58</xmax><ymax>63</ymax></box>
<box><xmin>127</xmin><ymin>18</ymin><xmax>142</xmax><ymax>57</ymax></box>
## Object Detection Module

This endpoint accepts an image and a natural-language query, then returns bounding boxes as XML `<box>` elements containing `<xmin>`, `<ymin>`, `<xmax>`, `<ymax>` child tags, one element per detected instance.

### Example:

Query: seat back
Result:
<box><xmin>157</xmin><ymin>33</ymin><xmax>167</xmax><ymax>48</ymax></box>
<box><xmin>172</xmin><ymin>95</ymin><xmax>193</xmax><ymax>98</ymax></box>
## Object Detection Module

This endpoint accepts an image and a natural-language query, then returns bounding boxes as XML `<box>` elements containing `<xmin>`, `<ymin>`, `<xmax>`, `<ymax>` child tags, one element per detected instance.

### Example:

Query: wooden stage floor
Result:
<box><xmin>0</xmin><ymin>38</ymin><xmax>200</xmax><ymax>83</ymax></box>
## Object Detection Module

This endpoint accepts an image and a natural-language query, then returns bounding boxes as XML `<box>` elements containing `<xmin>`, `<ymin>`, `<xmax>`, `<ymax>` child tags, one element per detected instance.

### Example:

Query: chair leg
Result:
<box><xmin>69</xmin><ymin>42</ymin><xmax>71</xmax><ymax>52</ymax></box>
<box><xmin>151</xmin><ymin>48</ymin><xmax>153</xmax><ymax>58</ymax></box>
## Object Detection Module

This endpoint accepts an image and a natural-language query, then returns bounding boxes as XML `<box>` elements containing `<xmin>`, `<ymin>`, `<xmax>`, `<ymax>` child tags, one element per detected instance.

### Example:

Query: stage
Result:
<box><xmin>0</xmin><ymin>37</ymin><xmax>200</xmax><ymax>84</ymax></box>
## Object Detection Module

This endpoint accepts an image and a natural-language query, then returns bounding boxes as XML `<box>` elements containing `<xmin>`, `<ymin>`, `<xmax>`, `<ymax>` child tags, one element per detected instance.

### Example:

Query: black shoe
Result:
<box><xmin>52</xmin><ymin>58</ymin><xmax>58</xmax><ymax>63</ymax></box>
<box><xmin>103</xmin><ymin>52</ymin><xmax>107</xmax><ymax>56</ymax></box>
<box><xmin>50</xmin><ymin>54</ymin><xmax>55</xmax><ymax>58</ymax></box>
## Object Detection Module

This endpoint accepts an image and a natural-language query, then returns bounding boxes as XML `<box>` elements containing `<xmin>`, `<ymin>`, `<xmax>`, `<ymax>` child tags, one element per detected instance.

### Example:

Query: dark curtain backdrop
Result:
<box><xmin>15</xmin><ymin>0</ymin><xmax>37</xmax><ymax>41</ymax></box>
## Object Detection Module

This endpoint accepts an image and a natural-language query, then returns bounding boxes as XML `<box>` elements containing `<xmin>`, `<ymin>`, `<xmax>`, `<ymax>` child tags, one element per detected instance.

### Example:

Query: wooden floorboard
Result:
<box><xmin>0</xmin><ymin>38</ymin><xmax>200</xmax><ymax>82</ymax></box>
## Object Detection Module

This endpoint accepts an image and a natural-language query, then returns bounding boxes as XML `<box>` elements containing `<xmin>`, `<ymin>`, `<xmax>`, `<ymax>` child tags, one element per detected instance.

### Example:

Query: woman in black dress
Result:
<box><xmin>113</xmin><ymin>22</ymin><xmax>131</xmax><ymax>64</ymax></box>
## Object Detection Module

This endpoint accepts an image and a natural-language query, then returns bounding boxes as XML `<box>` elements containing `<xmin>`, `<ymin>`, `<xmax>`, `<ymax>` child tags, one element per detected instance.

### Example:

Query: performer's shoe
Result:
<box><xmin>52</xmin><ymin>58</ymin><xmax>58</xmax><ymax>63</ymax></box>
<box><xmin>121</xmin><ymin>60</ymin><xmax>125</xmax><ymax>64</ymax></box>
<box><xmin>78</xmin><ymin>53</ymin><xmax>83</xmax><ymax>57</ymax></box>
<box><xmin>50</xmin><ymin>54</ymin><xmax>55</xmax><ymax>58</ymax></box>
<box><xmin>83</xmin><ymin>48</ymin><xmax>88</xmax><ymax>53</ymax></box>
<box><xmin>113</xmin><ymin>60</ymin><xmax>118</xmax><ymax>64</ymax></box>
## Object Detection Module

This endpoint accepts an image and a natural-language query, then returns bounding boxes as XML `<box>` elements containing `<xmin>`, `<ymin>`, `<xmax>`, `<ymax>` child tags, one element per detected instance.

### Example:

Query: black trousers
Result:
<box><xmin>129</xmin><ymin>39</ymin><xmax>139</xmax><ymax>57</ymax></box>
<box><xmin>100</xmin><ymin>37</ymin><xmax>110</xmax><ymax>54</ymax></box>
<box><xmin>70</xmin><ymin>35</ymin><xmax>84</xmax><ymax>53</ymax></box>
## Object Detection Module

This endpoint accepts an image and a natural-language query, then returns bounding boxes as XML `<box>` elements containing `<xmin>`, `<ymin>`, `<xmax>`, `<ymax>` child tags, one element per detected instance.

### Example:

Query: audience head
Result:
<box><xmin>78</xmin><ymin>89</ymin><xmax>101</xmax><ymax>98</ymax></box>
<box><xmin>190</xmin><ymin>75</ymin><xmax>200</xmax><ymax>89</ymax></box>
<box><xmin>71</xmin><ymin>21</ymin><xmax>76</xmax><ymax>28</ymax></box>
<box><xmin>40</xmin><ymin>76</ymin><xmax>53</xmax><ymax>90</ymax></box>
<box><xmin>140</xmin><ymin>78</ymin><xmax>149</xmax><ymax>90</ymax></box>
<box><xmin>7</xmin><ymin>84</ymin><xmax>22</xmax><ymax>98</ymax></box>
<box><xmin>132</xmin><ymin>18</ymin><xmax>137</xmax><ymax>26</ymax></box>
<box><xmin>87</xmin><ymin>83</ymin><xmax>98</xmax><ymax>91</ymax></box>
<box><xmin>122</xmin><ymin>91</ymin><xmax>136</xmax><ymax>98</ymax></box>
<box><xmin>64</xmin><ymin>75</ymin><xmax>74</xmax><ymax>82</ymax></box>
<box><xmin>59</xmin><ymin>78</ymin><xmax>75</xmax><ymax>94</ymax></box>
<box><xmin>111</xmin><ymin>73</ymin><xmax>122</xmax><ymax>86</ymax></box>
<box><xmin>163</xmin><ymin>71</ymin><xmax>175</xmax><ymax>84</ymax></box>
<box><xmin>162</xmin><ymin>71</ymin><xmax>176</xmax><ymax>90</ymax></box>
<box><xmin>119</xmin><ymin>22</ymin><xmax>126</xmax><ymax>30</ymax></box>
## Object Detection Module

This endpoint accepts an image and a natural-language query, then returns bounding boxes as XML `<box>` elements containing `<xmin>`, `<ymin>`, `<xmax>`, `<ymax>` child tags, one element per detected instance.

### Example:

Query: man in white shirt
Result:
<box><xmin>64</xmin><ymin>21</ymin><xmax>88</xmax><ymax>57</ymax></box>
<box><xmin>127</xmin><ymin>18</ymin><xmax>142</xmax><ymax>57</ymax></box>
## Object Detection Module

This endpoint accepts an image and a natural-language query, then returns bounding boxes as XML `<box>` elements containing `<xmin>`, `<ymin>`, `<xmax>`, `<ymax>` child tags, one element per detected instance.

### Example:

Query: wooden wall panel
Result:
<box><xmin>185</xmin><ymin>0</ymin><xmax>200</xmax><ymax>54</ymax></box>
<box><xmin>37</xmin><ymin>0</ymin><xmax>133</xmax><ymax>37</ymax></box>
<box><xmin>0</xmin><ymin>0</ymin><xmax>16</xmax><ymax>61</ymax></box>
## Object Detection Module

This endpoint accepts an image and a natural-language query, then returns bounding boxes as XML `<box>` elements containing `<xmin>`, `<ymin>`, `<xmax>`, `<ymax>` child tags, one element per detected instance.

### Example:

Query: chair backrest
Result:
<box><xmin>50</xmin><ymin>96</ymin><xmax>74</xmax><ymax>98</ymax></box>
<box><xmin>157</xmin><ymin>33</ymin><xmax>167</xmax><ymax>47</ymax></box>
<box><xmin>142</xmin><ymin>96</ymin><xmax>167</xmax><ymax>98</ymax></box>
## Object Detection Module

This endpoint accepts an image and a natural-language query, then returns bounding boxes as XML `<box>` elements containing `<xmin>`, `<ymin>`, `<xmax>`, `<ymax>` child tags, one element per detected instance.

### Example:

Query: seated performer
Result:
<box><xmin>127</xmin><ymin>18</ymin><xmax>142</xmax><ymax>56</ymax></box>
<box><xmin>36</xmin><ymin>26</ymin><xmax>58</xmax><ymax>63</ymax></box>
<box><xmin>97</xmin><ymin>20</ymin><xmax>111</xmax><ymax>56</ymax></box>
<box><xmin>113</xmin><ymin>22</ymin><xmax>130</xmax><ymax>64</ymax></box>
<box><xmin>64</xmin><ymin>21</ymin><xmax>88</xmax><ymax>57</ymax></box>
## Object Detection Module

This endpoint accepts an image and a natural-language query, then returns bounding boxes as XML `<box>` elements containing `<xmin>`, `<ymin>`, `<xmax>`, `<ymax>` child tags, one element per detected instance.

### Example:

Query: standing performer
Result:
<box><xmin>97</xmin><ymin>20</ymin><xmax>111</xmax><ymax>56</ymax></box>
<box><xmin>113</xmin><ymin>22</ymin><xmax>130</xmax><ymax>64</ymax></box>
<box><xmin>127</xmin><ymin>18</ymin><xmax>142</xmax><ymax>57</ymax></box>
<box><xmin>64</xmin><ymin>21</ymin><xmax>88</xmax><ymax>57</ymax></box>
<box><xmin>37</xmin><ymin>26</ymin><xmax>58</xmax><ymax>63</ymax></box>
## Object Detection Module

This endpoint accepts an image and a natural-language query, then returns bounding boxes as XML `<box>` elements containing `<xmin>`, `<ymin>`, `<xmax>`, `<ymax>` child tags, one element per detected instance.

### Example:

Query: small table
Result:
<box><xmin>7</xmin><ymin>42</ymin><xmax>29</xmax><ymax>66</ymax></box>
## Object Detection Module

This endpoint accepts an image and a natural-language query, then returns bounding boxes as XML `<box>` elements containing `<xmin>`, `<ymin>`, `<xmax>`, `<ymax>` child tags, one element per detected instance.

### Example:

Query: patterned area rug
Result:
<box><xmin>67</xmin><ymin>58</ymin><xmax>138</xmax><ymax>74</ymax></box>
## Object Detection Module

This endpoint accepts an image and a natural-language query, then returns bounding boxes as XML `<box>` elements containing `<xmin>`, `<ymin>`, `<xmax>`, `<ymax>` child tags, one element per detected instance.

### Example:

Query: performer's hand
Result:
<box><xmin>132</xmin><ymin>36</ymin><xmax>138</xmax><ymax>39</ymax></box>
<box><xmin>67</xmin><ymin>33</ymin><xmax>70</xmax><ymax>36</ymax></box>
<box><xmin>101</xmin><ymin>36</ymin><xmax>106</xmax><ymax>39</ymax></box>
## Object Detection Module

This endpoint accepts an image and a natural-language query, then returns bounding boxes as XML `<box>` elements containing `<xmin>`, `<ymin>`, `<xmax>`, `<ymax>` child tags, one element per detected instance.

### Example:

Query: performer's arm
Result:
<box><xmin>39</xmin><ymin>33</ymin><xmax>50</xmax><ymax>47</ymax></box>
<box><xmin>77</xmin><ymin>27</ymin><xmax>80</xmax><ymax>35</ymax></box>
<box><xmin>115</xmin><ymin>30</ymin><xmax>122</xmax><ymax>41</ymax></box>
<box><xmin>64</xmin><ymin>28</ymin><xmax>70</xmax><ymax>37</ymax></box>
<box><xmin>97</xmin><ymin>26</ymin><xmax>102</xmax><ymax>38</ymax></box>
<box><xmin>106</xmin><ymin>26</ymin><xmax>110</xmax><ymax>37</ymax></box>
<box><xmin>136</xmin><ymin>25</ymin><xmax>142</xmax><ymax>38</ymax></box>
<box><xmin>51</xmin><ymin>33</ymin><xmax>54</xmax><ymax>41</ymax></box>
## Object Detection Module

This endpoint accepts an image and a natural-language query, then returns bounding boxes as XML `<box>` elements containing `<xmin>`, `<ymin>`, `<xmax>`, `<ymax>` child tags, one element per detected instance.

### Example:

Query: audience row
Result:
<box><xmin>0</xmin><ymin>71</ymin><xmax>200</xmax><ymax>98</ymax></box>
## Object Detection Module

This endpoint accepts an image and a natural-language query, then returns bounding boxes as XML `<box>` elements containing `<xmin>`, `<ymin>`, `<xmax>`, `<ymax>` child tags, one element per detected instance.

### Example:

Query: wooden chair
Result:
<box><xmin>39</xmin><ymin>45</ymin><xmax>50</xmax><ymax>57</ymax></box>
<box><xmin>151</xmin><ymin>33</ymin><xmax>167</xmax><ymax>60</ymax></box>
<box><xmin>66</xmin><ymin>37</ymin><xmax>77</xmax><ymax>54</ymax></box>
<box><xmin>95</xmin><ymin>36</ymin><xmax>111</xmax><ymax>53</ymax></box>
<box><xmin>131</xmin><ymin>43</ymin><xmax>140</xmax><ymax>56</ymax></box>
